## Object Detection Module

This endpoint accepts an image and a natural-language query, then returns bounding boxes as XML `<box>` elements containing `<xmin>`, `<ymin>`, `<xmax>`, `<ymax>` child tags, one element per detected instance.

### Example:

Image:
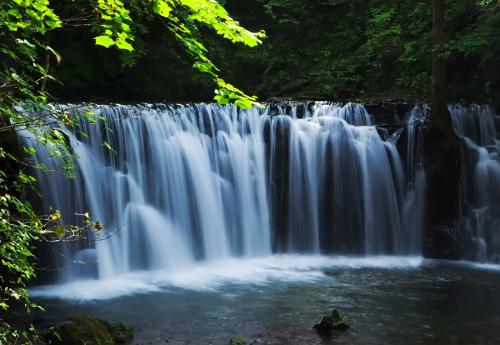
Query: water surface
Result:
<box><xmin>33</xmin><ymin>256</ymin><xmax>500</xmax><ymax>345</ymax></box>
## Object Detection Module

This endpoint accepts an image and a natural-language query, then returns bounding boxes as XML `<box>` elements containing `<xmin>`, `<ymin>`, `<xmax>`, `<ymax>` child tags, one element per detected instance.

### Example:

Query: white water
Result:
<box><xmin>30</xmin><ymin>255</ymin><xmax>423</xmax><ymax>301</ymax></box>
<box><xmin>22</xmin><ymin>102</ymin><xmax>426</xmax><ymax>297</ymax></box>
<box><xmin>402</xmin><ymin>104</ymin><xmax>427</xmax><ymax>254</ymax></box>
<box><xmin>450</xmin><ymin>104</ymin><xmax>500</xmax><ymax>263</ymax></box>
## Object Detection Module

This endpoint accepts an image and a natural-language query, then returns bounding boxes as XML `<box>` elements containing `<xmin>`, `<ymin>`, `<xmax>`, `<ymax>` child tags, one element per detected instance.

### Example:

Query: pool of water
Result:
<box><xmin>32</xmin><ymin>256</ymin><xmax>500</xmax><ymax>345</ymax></box>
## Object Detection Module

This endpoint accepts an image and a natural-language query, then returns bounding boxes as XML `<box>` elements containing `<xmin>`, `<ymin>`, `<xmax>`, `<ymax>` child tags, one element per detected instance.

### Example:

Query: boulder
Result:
<box><xmin>108</xmin><ymin>322</ymin><xmax>134</xmax><ymax>344</ymax></box>
<box><xmin>330</xmin><ymin>309</ymin><xmax>350</xmax><ymax>331</ymax></box>
<box><xmin>313</xmin><ymin>315</ymin><xmax>335</xmax><ymax>336</ymax></box>
<box><xmin>313</xmin><ymin>309</ymin><xmax>350</xmax><ymax>336</ymax></box>
<box><xmin>44</xmin><ymin>314</ymin><xmax>133</xmax><ymax>345</ymax></box>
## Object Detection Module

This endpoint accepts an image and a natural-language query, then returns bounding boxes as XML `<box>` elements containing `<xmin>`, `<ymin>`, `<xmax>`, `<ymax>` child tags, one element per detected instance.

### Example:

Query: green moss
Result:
<box><xmin>45</xmin><ymin>314</ymin><xmax>114</xmax><ymax>345</ymax></box>
<box><xmin>331</xmin><ymin>309</ymin><xmax>350</xmax><ymax>331</ymax></box>
<box><xmin>44</xmin><ymin>314</ymin><xmax>134</xmax><ymax>345</ymax></box>
<box><xmin>314</xmin><ymin>309</ymin><xmax>350</xmax><ymax>336</ymax></box>
<box><xmin>109</xmin><ymin>322</ymin><xmax>134</xmax><ymax>344</ymax></box>
<box><xmin>228</xmin><ymin>336</ymin><xmax>247</xmax><ymax>345</ymax></box>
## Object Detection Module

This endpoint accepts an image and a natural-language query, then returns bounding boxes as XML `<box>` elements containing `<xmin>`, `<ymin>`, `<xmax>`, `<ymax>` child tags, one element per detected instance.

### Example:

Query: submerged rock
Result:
<box><xmin>313</xmin><ymin>309</ymin><xmax>350</xmax><ymax>336</ymax></box>
<box><xmin>228</xmin><ymin>336</ymin><xmax>247</xmax><ymax>345</ymax></box>
<box><xmin>44</xmin><ymin>314</ymin><xmax>133</xmax><ymax>345</ymax></box>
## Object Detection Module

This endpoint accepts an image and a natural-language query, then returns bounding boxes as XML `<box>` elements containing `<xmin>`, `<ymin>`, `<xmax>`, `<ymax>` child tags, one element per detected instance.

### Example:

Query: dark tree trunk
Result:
<box><xmin>424</xmin><ymin>0</ymin><xmax>463</xmax><ymax>259</ymax></box>
<box><xmin>431</xmin><ymin>0</ymin><xmax>451</xmax><ymax>132</ymax></box>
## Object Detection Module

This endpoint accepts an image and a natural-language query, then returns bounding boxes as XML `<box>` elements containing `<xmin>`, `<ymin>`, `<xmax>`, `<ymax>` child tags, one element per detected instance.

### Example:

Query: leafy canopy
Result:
<box><xmin>92</xmin><ymin>0</ymin><xmax>266</xmax><ymax>108</ymax></box>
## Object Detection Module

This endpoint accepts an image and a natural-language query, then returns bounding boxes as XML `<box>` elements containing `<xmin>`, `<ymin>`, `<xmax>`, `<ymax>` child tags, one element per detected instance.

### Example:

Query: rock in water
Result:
<box><xmin>108</xmin><ymin>322</ymin><xmax>134</xmax><ymax>344</ymax></box>
<box><xmin>44</xmin><ymin>314</ymin><xmax>114</xmax><ymax>345</ymax></box>
<box><xmin>44</xmin><ymin>314</ymin><xmax>134</xmax><ymax>345</ymax></box>
<box><xmin>313</xmin><ymin>316</ymin><xmax>335</xmax><ymax>336</ymax></box>
<box><xmin>331</xmin><ymin>309</ymin><xmax>350</xmax><ymax>331</ymax></box>
<box><xmin>228</xmin><ymin>336</ymin><xmax>247</xmax><ymax>345</ymax></box>
<box><xmin>313</xmin><ymin>309</ymin><xmax>350</xmax><ymax>336</ymax></box>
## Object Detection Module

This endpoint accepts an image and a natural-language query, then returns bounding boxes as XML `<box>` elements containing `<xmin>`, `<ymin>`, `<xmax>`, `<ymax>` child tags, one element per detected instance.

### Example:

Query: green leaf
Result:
<box><xmin>95</xmin><ymin>35</ymin><xmax>115</xmax><ymax>48</ymax></box>
<box><xmin>115</xmin><ymin>38</ymin><xmax>134</xmax><ymax>51</ymax></box>
<box><xmin>234</xmin><ymin>99</ymin><xmax>253</xmax><ymax>109</ymax></box>
<box><xmin>154</xmin><ymin>0</ymin><xmax>172</xmax><ymax>18</ymax></box>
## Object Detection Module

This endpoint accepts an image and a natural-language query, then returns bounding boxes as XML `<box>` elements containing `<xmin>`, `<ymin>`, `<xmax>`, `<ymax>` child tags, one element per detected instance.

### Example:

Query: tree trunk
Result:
<box><xmin>424</xmin><ymin>0</ymin><xmax>463</xmax><ymax>259</ymax></box>
<box><xmin>430</xmin><ymin>0</ymin><xmax>451</xmax><ymax>132</ymax></box>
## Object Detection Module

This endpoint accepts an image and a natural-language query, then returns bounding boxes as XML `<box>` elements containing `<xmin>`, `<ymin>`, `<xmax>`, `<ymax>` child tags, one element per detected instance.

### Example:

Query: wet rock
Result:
<box><xmin>424</xmin><ymin>225</ymin><xmax>461</xmax><ymax>259</ymax></box>
<box><xmin>44</xmin><ymin>314</ymin><xmax>134</xmax><ymax>345</ymax></box>
<box><xmin>44</xmin><ymin>314</ymin><xmax>114</xmax><ymax>345</ymax></box>
<box><xmin>313</xmin><ymin>309</ymin><xmax>350</xmax><ymax>336</ymax></box>
<box><xmin>108</xmin><ymin>322</ymin><xmax>134</xmax><ymax>344</ymax></box>
<box><xmin>296</xmin><ymin>103</ymin><xmax>306</xmax><ymax>118</ymax></box>
<box><xmin>423</xmin><ymin>125</ymin><xmax>462</xmax><ymax>259</ymax></box>
<box><xmin>330</xmin><ymin>310</ymin><xmax>350</xmax><ymax>331</ymax></box>
<box><xmin>313</xmin><ymin>316</ymin><xmax>335</xmax><ymax>336</ymax></box>
<box><xmin>228</xmin><ymin>336</ymin><xmax>247</xmax><ymax>345</ymax></box>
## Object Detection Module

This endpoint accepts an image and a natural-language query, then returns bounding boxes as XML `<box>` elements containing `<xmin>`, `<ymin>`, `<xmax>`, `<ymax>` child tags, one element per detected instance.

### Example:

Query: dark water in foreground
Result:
<box><xmin>32</xmin><ymin>256</ymin><xmax>500</xmax><ymax>345</ymax></box>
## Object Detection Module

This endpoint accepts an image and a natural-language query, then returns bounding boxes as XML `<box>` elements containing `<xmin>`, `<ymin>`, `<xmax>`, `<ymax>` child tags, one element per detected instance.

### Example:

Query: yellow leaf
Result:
<box><xmin>50</xmin><ymin>211</ymin><xmax>61</xmax><ymax>221</ymax></box>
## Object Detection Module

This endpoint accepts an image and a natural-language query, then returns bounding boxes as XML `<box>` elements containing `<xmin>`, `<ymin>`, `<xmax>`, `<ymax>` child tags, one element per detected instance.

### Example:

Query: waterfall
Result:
<box><xmin>450</xmin><ymin>104</ymin><xmax>500</xmax><ymax>263</ymax></box>
<box><xmin>402</xmin><ymin>104</ymin><xmax>427</xmax><ymax>254</ymax></box>
<box><xmin>21</xmin><ymin>102</ymin><xmax>425</xmax><ymax>284</ymax></box>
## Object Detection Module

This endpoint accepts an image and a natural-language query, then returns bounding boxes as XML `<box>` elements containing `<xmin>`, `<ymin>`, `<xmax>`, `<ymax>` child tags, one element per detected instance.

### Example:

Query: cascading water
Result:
<box><xmin>269</xmin><ymin>105</ymin><xmax>406</xmax><ymax>255</ymax></box>
<box><xmin>21</xmin><ymin>102</ymin><xmax>425</xmax><ymax>285</ymax></box>
<box><xmin>401</xmin><ymin>104</ymin><xmax>427</xmax><ymax>254</ymax></box>
<box><xmin>450</xmin><ymin>104</ymin><xmax>500</xmax><ymax>263</ymax></box>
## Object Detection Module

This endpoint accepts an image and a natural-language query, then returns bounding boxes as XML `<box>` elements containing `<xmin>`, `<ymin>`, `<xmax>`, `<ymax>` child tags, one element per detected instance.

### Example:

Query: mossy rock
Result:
<box><xmin>45</xmin><ymin>314</ymin><xmax>114</xmax><ymax>345</ymax></box>
<box><xmin>228</xmin><ymin>336</ymin><xmax>247</xmax><ymax>345</ymax></box>
<box><xmin>109</xmin><ymin>322</ymin><xmax>134</xmax><ymax>344</ymax></box>
<box><xmin>44</xmin><ymin>314</ymin><xmax>134</xmax><ymax>345</ymax></box>
<box><xmin>313</xmin><ymin>315</ymin><xmax>335</xmax><ymax>336</ymax></box>
<box><xmin>313</xmin><ymin>309</ymin><xmax>350</xmax><ymax>336</ymax></box>
<box><xmin>331</xmin><ymin>309</ymin><xmax>350</xmax><ymax>331</ymax></box>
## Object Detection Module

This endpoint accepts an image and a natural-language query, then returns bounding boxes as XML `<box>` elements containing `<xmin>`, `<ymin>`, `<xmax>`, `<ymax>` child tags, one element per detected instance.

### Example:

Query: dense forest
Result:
<box><xmin>46</xmin><ymin>0</ymin><xmax>500</xmax><ymax>106</ymax></box>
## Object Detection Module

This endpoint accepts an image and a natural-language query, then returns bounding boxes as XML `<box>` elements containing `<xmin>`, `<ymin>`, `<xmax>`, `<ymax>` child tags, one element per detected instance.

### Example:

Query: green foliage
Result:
<box><xmin>88</xmin><ymin>0</ymin><xmax>265</xmax><ymax>107</ymax></box>
<box><xmin>15</xmin><ymin>0</ymin><xmax>496</xmax><ymax>103</ymax></box>
<box><xmin>445</xmin><ymin>2</ymin><xmax>500</xmax><ymax>58</ymax></box>
<box><xmin>247</xmin><ymin>0</ymin><xmax>434</xmax><ymax>98</ymax></box>
<box><xmin>94</xmin><ymin>0</ymin><xmax>134</xmax><ymax>51</ymax></box>
<box><xmin>0</xmin><ymin>0</ymin><xmax>61</xmax><ymax>34</ymax></box>
<box><xmin>204</xmin><ymin>0</ymin><xmax>498</xmax><ymax>102</ymax></box>
<box><xmin>171</xmin><ymin>0</ymin><xmax>266</xmax><ymax>107</ymax></box>
<box><xmin>0</xmin><ymin>165</ymin><xmax>42</xmax><ymax>344</ymax></box>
